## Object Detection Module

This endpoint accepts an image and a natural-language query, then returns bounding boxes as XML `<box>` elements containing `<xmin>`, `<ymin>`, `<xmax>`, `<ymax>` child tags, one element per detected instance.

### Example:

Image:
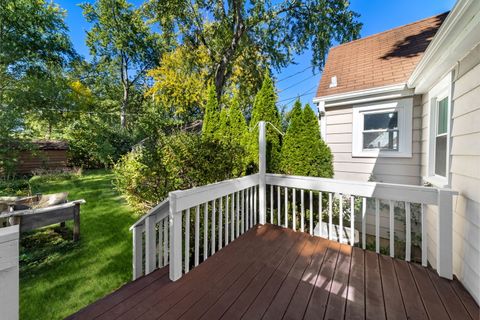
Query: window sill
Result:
<box><xmin>423</xmin><ymin>175</ymin><xmax>449</xmax><ymax>188</ymax></box>
<box><xmin>352</xmin><ymin>150</ymin><xmax>412</xmax><ymax>158</ymax></box>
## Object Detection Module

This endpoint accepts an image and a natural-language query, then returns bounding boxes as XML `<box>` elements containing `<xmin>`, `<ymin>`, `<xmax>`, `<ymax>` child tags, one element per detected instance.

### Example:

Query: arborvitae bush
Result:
<box><xmin>202</xmin><ymin>84</ymin><xmax>220</xmax><ymax>139</ymax></box>
<box><xmin>245</xmin><ymin>71</ymin><xmax>282</xmax><ymax>173</ymax></box>
<box><xmin>280</xmin><ymin>100</ymin><xmax>333</xmax><ymax>177</ymax></box>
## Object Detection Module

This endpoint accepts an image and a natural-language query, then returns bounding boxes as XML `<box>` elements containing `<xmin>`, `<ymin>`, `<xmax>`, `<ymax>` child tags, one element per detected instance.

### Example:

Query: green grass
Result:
<box><xmin>17</xmin><ymin>170</ymin><xmax>138</xmax><ymax>320</ymax></box>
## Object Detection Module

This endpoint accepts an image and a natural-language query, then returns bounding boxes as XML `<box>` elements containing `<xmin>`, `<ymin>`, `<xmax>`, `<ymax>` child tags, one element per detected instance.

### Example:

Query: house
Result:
<box><xmin>313</xmin><ymin>0</ymin><xmax>480</xmax><ymax>304</ymax></box>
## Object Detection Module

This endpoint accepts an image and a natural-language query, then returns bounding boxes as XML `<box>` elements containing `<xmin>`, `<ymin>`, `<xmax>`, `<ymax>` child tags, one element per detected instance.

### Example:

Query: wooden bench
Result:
<box><xmin>0</xmin><ymin>200</ymin><xmax>86</xmax><ymax>241</ymax></box>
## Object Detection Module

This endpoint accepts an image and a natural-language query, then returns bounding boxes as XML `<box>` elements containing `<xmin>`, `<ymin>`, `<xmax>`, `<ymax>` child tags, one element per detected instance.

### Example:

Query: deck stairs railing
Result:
<box><xmin>130</xmin><ymin>122</ymin><xmax>457</xmax><ymax>282</ymax></box>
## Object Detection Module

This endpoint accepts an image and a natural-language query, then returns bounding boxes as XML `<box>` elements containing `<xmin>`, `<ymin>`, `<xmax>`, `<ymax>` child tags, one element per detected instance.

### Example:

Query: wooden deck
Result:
<box><xmin>67</xmin><ymin>224</ymin><xmax>479</xmax><ymax>320</ymax></box>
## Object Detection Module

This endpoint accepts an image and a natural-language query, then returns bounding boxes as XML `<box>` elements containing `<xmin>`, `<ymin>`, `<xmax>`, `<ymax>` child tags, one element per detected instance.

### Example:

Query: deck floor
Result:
<box><xmin>67</xmin><ymin>224</ymin><xmax>479</xmax><ymax>320</ymax></box>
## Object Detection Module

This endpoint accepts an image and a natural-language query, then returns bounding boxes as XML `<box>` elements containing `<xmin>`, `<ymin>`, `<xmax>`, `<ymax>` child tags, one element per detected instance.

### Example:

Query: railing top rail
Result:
<box><xmin>170</xmin><ymin>174</ymin><xmax>260</xmax><ymax>212</ymax></box>
<box><xmin>130</xmin><ymin>199</ymin><xmax>169</xmax><ymax>230</ymax></box>
<box><xmin>266</xmin><ymin>174</ymin><xmax>457</xmax><ymax>205</ymax></box>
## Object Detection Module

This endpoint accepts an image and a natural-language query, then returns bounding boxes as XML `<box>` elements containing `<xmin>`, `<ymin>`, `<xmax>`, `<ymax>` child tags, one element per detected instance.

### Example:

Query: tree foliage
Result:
<box><xmin>81</xmin><ymin>0</ymin><xmax>162</xmax><ymax>127</ymax></box>
<box><xmin>201</xmin><ymin>84</ymin><xmax>220</xmax><ymax>139</ymax></box>
<box><xmin>245</xmin><ymin>71</ymin><xmax>282</xmax><ymax>173</ymax></box>
<box><xmin>280</xmin><ymin>101</ymin><xmax>333</xmax><ymax>177</ymax></box>
<box><xmin>144</xmin><ymin>0</ymin><xmax>361</xmax><ymax>99</ymax></box>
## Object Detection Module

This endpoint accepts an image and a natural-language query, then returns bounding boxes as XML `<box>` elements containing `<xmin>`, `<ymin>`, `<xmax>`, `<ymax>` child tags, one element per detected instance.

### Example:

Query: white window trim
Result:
<box><xmin>352</xmin><ymin>98</ymin><xmax>413</xmax><ymax>158</ymax></box>
<box><xmin>424</xmin><ymin>72</ymin><xmax>453</xmax><ymax>188</ymax></box>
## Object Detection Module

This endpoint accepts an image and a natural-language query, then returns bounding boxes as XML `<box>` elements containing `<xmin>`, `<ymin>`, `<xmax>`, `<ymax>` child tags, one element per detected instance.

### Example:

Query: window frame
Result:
<box><xmin>425</xmin><ymin>73</ymin><xmax>452</xmax><ymax>187</ymax></box>
<box><xmin>352</xmin><ymin>98</ymin><xmax>413</xmax><ymax>158</ymax></box>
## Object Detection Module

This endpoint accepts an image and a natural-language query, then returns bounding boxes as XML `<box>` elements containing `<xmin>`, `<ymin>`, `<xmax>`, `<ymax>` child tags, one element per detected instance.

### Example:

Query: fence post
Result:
<box><xmin>436</xmin><ymin>189</ymin><xmax>453</xmax><ymax>279</ymax></box>
<box><xmin>0</xmin><ymin>225</ymin><xmax>19</xmax><ymax>320</ymax></box>
<box><xmin>169</xmin><ymin>192</ymin><xmax>183</xmax><ymax>281</ymax></box>
<box><xmin>258</xmin><ymin>121</ymin><xmax>266</xmax><ymax>225</ymax></box>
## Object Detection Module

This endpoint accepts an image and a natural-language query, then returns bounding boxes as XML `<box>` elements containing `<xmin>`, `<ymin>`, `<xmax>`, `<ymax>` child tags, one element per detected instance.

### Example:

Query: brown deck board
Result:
<box><xmin>67</xmin><ymin>224</ymin><xmax>479</xmax><ymax>320</ymax></box>
<box><xmin>282</xmin><ymin>237</ymin><xmax>330</xmax><ymax>320</ymax></box>
<box><xmin>365</xmin><ymin>250</ymin><xmax>386</xmax><ymax>320</ymax></box>
<box><xmin>393</xmin><ymin>259</ymin><xmax>428</xmax><ymax>320</ymax></box>
<box><xmin>378</xmin><ymin>255</ymin><xmax>407</xmax><ymax>320</ymax></box>
<box><xmin>344</xmin><ymin>247</ymin><xmax>365</xmax><ymax>320</ymax></box>
<box><xmin>323</xmin><ymin>244</ymin><xmax>352</xmax><ymax>320</ymax></box>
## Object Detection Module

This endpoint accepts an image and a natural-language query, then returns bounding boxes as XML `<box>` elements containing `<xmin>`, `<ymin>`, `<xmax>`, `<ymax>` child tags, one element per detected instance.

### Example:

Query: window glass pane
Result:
<box><xmin>363</xmin><ymin>131</ymin><xmax>399</xmax><ymax>150</ymax></box>
<box><xmin>437</xmin><ymin>98</ymin><xmax>448</xmax><ymax>135</ymax></box>
<box><xmin>364</xmin><ymin>112</ymin><xmax>398</xmax><ymax>130</ymax></box>
<box><xmin>435</xmin><ymin>135</ymin><xmax>447</xmax><ymax>177</ymax></box>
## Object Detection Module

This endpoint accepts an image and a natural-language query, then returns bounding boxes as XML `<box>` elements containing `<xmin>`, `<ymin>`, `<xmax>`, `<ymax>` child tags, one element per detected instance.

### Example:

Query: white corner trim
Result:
<box><xmin>408</xmin><ymin>0</ymin><xmax>480</xmax><ymax>93</ymax></box>
<box><xmin>313</xmin><ymin>83</ymin><xmax>413</xmax><ymax>108</ymax></box>
<box><xmin>352</xmin><ymin>98</ymin><xmax>413</xmax><ymax>158</ymax></box>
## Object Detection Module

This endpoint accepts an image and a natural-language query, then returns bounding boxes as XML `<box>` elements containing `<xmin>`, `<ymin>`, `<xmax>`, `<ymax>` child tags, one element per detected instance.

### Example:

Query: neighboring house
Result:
<box><xmin>16</xmin><ymin>140</ymin><xmax>69</xmax><ymax>176</ymax></box>
<box><xmin>314</xmin><ymin>0</ymin><xmax>480</xmax><ymax>304</ymax></box>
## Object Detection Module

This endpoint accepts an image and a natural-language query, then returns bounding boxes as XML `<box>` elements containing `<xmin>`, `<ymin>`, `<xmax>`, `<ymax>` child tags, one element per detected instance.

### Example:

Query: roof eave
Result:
<box><xmin>407</xmin><ymin>0</ymin><xmax>480</xmax><ymax>93</ymax></box>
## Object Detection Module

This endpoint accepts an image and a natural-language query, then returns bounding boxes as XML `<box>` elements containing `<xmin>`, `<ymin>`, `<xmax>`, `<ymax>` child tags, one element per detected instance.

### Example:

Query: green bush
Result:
<box><xmin>66</xmin><ymin>118</ymin><xmax>134</xmax><ymax>168</ymax></box>
<box><xmin>113</xmin><ymin>132</ymin><xmax>245</xmax><ymax>212</ymax></box>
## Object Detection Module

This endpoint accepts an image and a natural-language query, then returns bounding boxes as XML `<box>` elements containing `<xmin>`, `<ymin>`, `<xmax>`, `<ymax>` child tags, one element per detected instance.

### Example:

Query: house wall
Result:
<box><xmin>324</xmin><ymin>96</ymin><xmax>423</xmax><ymax>185</ymax></box>
<box><xmin>421</xmin><ymin>45</ymin><xmax>480</xmax><ymax>304</ymax></box>
<box><xmin>16</xmin><ymin>150</ymin><xmax>69</xmax><ymax>176</ymax></box>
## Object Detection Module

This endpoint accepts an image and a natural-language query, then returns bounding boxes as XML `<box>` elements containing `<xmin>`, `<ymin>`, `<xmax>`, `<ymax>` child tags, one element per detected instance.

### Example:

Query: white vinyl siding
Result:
<box><xmin>324</xmin><ymin>95</ymin><xmax>422</xmax><ymax>185</ymax></box>
<box><xmin>421</xmin><ymin>48</ymin><xmax>480</xmax><ymax>304</ymax></box>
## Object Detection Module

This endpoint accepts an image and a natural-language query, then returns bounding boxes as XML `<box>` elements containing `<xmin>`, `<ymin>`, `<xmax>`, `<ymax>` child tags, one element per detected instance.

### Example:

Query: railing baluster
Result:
<box><xmin>158</xmin><ymin>219</ymin><xmax>163</xmax><ymax>267</ymax></box>
<box><xmin>236</xmin><ymin>191</ymin><xmax>240</xmax><ymax>238</ymax></box>
<box><xmin>319</xmin><ymin>192</ymin><xmax>322</xmax><ymax>236</ymax></box>
<box><xmin>231</xmin><ymin>193</ymin><xmax>235</xmax><ymax>242</ymax></box>
<box><xmin>293</xmin><ymin>188</ymin><xmax>297</xmax><ymax>231</ymax></box>
<box><xmin>362</xmin><ymin>198</ymin><xmax>366</xmax><ymax>250</ymax></box>
<box><xmin>405</xmin><ymin>202</ymin><xmax>411</xmax><ymax>262</ymax></box>
<box><xmin>254</xmin><ymin>186</ymin><xmax>257</xmax><ymax>225</ymax></box>
<box><xmin>195</xmin><ymin>205</ymin><xmax>200</xmax><ymax>266</ymax></box>
<box><xmin>204</xmin><ymin>202</ymin><xmax>208</xmax><ymax>261</ymax></box>
<box><xmin>350</xmin><ymin>196</ymin><xmax>355</xmax><ymax>246</ymax></box>
<box><xmin>284</xmin><ymin>187</ymin><xmax>288</xmax><ymax>228</ymax></box>
<box><xmin>249</xmin><ymin>187</ymin><xmax>253</xmax><ymax>228</ymax></box>
<box><xmin>242</xmin><ymin>190</ymin><xmax>245</xmax><ymax>234</ymax></box>
<box><xmin>421</xmin><ymin>204</ymin><xmax>427</xmax><ymax>267</ymax></box>
<box><xmin>219</xmin><ymin>197</ymin><xmax>223</xmax><ymax>250</ymax></box>
<box><xmin>210</xmin><ymin>199</ymin><xmax>217</xmax><ymax>255</ymax></box>
<box><xmin>132</xmin><ymin>226</ymin><xmax>143</xmax><ymax>280</ymax></box>
<box><xmin>225</xmin><ymin>195</ymin><xmax>229</xmax><ymax>246</ymax></box>
<box><xmin>375</xmin><ymin>199</ymin><xmax>380</xmax><ymax>253</ymax></box>
<box><xmin>269</xmin><ymin>185</ymin><xmax>273</xmax><ymax>224</ymax></box>
<box><xmin>185</xmin><ymin>209</ymin><xmax>190</xmax><ymax>273</ymax></box>
<box><xmin>309</xmin><ymin>190</ymin><xmax>313</xmax><ymax>235</ymax></box>
<box><xmin>246</xmin><ymin>189</ymin><xmax>250</xmax><ymax>230</ymax></box>
<box><xmin>328</xmin><ymin>193</ymin><xmax>333</xmax><ymax>240</ymax></box>
<box><xmin>277</xmin><ymin>186</ymin><xmax>281</xmax><ymax>226</ymax></box>
<box><xmin>300</xmin><ymin>189</ymin><xmax>305</xmax><ymax>232</ymax></box>
<box><xmin>163</xmin><ymin>219</ymin><xmax>169</xmax><ymax>266</ymax></box>
<box><xmin>339</xmin><ymin>195</ymin><xmax>344</xmax><ymax>244</ymax></box>
<box><xmin>389</xmin><ymin>200</ymin><xmax>394</xmax><ymax>258</ymax></box>
<box><xmin>145</xmin><ymin>214</ymin><xmax>156</xmax><ymax>274</ymax></box>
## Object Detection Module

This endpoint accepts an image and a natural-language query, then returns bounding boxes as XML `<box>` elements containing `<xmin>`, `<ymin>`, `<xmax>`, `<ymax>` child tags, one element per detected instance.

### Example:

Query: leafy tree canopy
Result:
<box><xmin>144</xmin><ymin>0</ymin><xmax>361</xmax><ymax>99</ymax></box>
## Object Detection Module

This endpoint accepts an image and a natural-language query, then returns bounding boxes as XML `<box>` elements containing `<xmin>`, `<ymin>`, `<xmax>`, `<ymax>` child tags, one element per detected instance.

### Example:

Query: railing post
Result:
<box><xmin>436</xmin><ymin>189</ymin><xmax>453</xmax><ymax>279</ymax></box>
<box><xmin>132</xmin><ymin>225</ymin><xmax>143</xmax><ymax>280</ymax></box>
<box><xmin>0</xmin><ymin>225</ymin><xmax>19</xmax><ymax>320</ymax></box>
<box><xmin>258</xmin><ymin>121</ymin><xmax>267</xmax><ymax>225</ymax></box>
<box><xmin>169</xmin><ymin>192</ymin><xmax>183</xmax><ymax>281</ymax></box>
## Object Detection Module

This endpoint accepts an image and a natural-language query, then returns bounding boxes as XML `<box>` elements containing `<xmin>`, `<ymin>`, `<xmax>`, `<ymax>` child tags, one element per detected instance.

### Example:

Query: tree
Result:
<box><xmin>0</xmin><ymin>0</ymin><xmax>76</xmax><ymax>176</ymax></box>
<box><xmin>202</xmin><ymin>84</ymin><xmax>220</xmax><ymax>139</ymax></box>
<box><xmin>145</xmin><ymin>0</ymin><xmax>361</xmax><ymax>100</ymax></box>
<box><xmin>81</xmin><ymin>0</ymin><xmax>162</xmax><ymax>127</ymax></box>
<box><xmin>245</xmin><ymin>72</ymin><xmax>282</xmax><ymax>173</ymax></box>
<box><xmin>280</xmin><ymin>101</ymin><xmax>333</xmax><ymax>177</ymax></box>
<box><xmin>146</xmin><ymin>45</ymin><xmax>210</xmax><ymax>121</ymax></box>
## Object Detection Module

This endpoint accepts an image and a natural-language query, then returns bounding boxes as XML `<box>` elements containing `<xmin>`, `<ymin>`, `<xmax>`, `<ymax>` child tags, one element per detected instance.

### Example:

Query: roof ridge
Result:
<box><xmin>332</xmin><ymin>11</ymin><xmax>449</xmax><ymax>50</ymax></box>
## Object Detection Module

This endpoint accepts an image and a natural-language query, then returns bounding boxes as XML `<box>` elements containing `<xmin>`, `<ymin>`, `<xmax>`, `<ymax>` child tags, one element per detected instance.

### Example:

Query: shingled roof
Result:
<box><xmin>315</xmin><ymin>12</ymin><xmax>448</xmax><ymax>98</ymax></box>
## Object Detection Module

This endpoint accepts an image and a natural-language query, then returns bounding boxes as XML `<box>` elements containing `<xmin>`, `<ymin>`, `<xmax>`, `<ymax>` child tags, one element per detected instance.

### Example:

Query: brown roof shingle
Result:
<box><xmin>315</xmin><ymin>12</ymin><xmax>448</xmax><ymax>98</ymax></box>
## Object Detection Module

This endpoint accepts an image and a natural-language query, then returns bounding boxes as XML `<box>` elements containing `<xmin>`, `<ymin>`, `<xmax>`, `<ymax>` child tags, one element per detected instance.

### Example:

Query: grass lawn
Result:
<box><xmin>16</xmin><ymin>170</ymin><xmax>137</xmax><ymax>320</ymax></box>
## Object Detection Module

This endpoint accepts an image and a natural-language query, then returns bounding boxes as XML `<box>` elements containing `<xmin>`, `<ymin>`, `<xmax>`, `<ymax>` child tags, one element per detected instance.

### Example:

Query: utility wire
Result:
<box><xmin>277</xmin><ymin>73</ymin><xmax>317</xmax><ymax>93</ymax></box>
<box><xmin>276</xmin><ymin>65</ymin><xmax>314</xmax><ymax>83</ymax></box>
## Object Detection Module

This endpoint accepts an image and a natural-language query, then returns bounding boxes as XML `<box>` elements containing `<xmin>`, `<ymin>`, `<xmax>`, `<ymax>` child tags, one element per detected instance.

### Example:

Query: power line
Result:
<box><xmin>277</xmin><ymin>84</ymin><xmax>318</xmax><ymax>105</ymax></box>
<box><xmin>277</xmin><ymin>73</ymin><xmax>317</xmax><ymax>93</ymax></box>
<box><xmin>276</xmin><ymin>65</ymin><xmax>314</xmax><ymax>83</ymax></box>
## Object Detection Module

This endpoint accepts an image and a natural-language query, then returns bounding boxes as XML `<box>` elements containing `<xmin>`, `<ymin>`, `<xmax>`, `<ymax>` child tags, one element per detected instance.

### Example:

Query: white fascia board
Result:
<box><xmin>312</xmin><ymin>83</ymin><xmax>413</xmax><ymax>108</ymax></box>
<box><xmin>408</xmin><ymin>0</ymin><xmax>480</xmax><ymax>93</ymax></box>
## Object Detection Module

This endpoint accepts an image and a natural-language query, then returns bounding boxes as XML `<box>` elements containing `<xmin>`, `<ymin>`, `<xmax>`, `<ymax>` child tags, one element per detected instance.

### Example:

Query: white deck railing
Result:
<box><xmin>130</xmin><ymin>121</ymin><xmax>457</xmax><ymax>281</ymax></box>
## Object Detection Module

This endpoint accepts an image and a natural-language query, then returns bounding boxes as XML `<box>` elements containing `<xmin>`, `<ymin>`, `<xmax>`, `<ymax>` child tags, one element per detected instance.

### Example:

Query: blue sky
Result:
<box><xmin>56</xmin><ymin>0</ymin><xmax>456</xmax><ymax>109</ymax></box>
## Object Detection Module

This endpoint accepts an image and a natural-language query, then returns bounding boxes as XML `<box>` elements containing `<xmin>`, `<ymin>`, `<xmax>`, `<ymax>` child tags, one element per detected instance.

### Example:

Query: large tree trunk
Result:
<box><xmin>121</xmin><ymin>84</ymin><xmax>128</xmax><ymax>128</ymax></box>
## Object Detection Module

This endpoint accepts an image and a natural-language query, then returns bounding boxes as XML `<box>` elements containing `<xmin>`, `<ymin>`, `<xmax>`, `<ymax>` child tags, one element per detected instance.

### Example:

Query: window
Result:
<box><xmin>352</xmin><ymin>99</ymin><xmax>413</xmax><ymax>157</ymax></box>
<box><xmin>425</xmin><ymin>72</ymin><xmax>452</xmax><ymax>187</ymax></box>
<box><xmin>434</xmin><ymin>97</ymin><xmax>448</xmax><ymax>177</ymax></box>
